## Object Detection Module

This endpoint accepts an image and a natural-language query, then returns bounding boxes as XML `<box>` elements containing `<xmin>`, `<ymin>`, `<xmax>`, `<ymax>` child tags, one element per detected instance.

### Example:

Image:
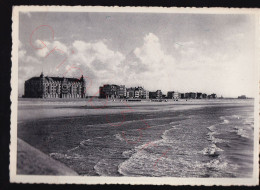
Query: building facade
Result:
<box><xmin>167</xmin><ymin>91</ymin><xmax>179</xmax><ymax>100</ymax></box>
<box><xmin>126</xmin><ymin>86</ymin><xmax>149</xmax><ymax>99</ymax></box>
<box><xmin>24</xmin><ymin>73</ymin><xmax>86</xmax><ymax>98</ymax></box>
<box><xmin>208</xmin><ymin>93</ymin><xmax>217</xmax><ymax>99</ymax></box>
<box><xmin>149</xmin><ymin>90</ymin><xmax>162</xmax><ymax>99</ymax></box>
<box><xmin>99</xmin><ymin>84</ymin><xmax>126</xmax><ymax>99</ymax></box>
<box><xmin>99</xmin><ymin>85</ymin><xmax>149</xmax><ymax>99</ymax></box>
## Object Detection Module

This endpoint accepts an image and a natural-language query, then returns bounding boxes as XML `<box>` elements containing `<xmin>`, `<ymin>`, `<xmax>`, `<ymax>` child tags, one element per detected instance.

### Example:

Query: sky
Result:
<box><xmin>18</xmin><ymin>11</ymin><xmax>257</xmax><ymax>97</ymax></box>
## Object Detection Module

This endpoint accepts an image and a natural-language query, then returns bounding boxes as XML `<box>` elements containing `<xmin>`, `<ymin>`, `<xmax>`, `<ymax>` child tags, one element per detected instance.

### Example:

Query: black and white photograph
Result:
<box><xmin>10</xmin><ymin>6</ymin><xmax>259</xmax><ymax>185</ymax></box>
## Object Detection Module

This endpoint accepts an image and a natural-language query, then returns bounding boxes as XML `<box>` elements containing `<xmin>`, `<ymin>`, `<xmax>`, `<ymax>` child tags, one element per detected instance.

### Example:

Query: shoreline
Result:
<box><xmin>17</xmin><ymin>98</ymin><xmax>254</xmax><ymax>122</ymax></box>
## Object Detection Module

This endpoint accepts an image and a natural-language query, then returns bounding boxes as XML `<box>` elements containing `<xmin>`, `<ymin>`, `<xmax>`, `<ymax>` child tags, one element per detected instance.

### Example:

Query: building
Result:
<box><xmin>202</xmin><ymin>93</ymin><xmax>207</xmax><ymax>99</ymax></box>
<box><xmin>179</xmin><ymin>93</ymin><xmax>185</xmax><ymax>99</ymax></box>
<box><xmin>196</xmin><ymin>92</ymin><xmax>202</xmax><ymax>99</ymax></box>
<box><xmin>149</xmin><ymin>90</ymin><xmax>162</xmax><ymax>99</ymax></box>
<box><xmin>167</xmin><ymin>91</ymin><xmax>174</xmax><ymax>99</ymax></box>
<box><xmin>24</xmin><ymin>72</ymin><xmax>86</xmax><ymax>98</ymax></box>
<box><xmin>184</xmin><ymin>92</ymin><xmax>196</xmax><ymax>99</ymax></box>
<box><xmin>207</xmin><ymin>93</ymin><xmax>217</xmax><ymax>99</ymax></box>
<box><xmin>167</xmin><ymin>91</ymin><xmax>179</xmax><ymax>100</ymax></box>
<box><xmin>126</xmin><ymin>87</ymin><xmax>135</xmax><ymax>98</ymax></box>
<box><xmin>118</xmin><ymin>85</ymin><xmax>127</xmax><ymax>98</ymax></box>
<box><xmin>126</xmin><ymin>86</ymin><xmax>149</xmax><ymax>99</ymax></box>
<box><xmin>211</xmin><ymin>93</ymin><xmax>217</xmax><ymax>99</ymax></box>
<box><xmin>99</xmin><ymin>84</ymin><xmax>126</xmax><ymax>99</ymax></box>
<box><xmin>238</xmin><ymin>95</ymin><xmax>246</xmax><ymax>99</ymax></box>
<box><xmin>137</xmin><ymin>87</ymin><xmax>149</xmax><ymax>99</ymax></box>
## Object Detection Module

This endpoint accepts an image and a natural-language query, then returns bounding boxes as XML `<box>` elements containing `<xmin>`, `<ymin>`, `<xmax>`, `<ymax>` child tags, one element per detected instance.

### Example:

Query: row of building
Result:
<box><xmin>99</xmin><ymin>85</ymin><xmax>150</xmax><ymax>99</ymax></box>
<box><xmin>99</xmin><ymin>84</ymin><xmax>217</xmax><ymax>100</ymax></box>
<box><xmin>167</xmin><ymin>91</ymin><xmax>217</xmax><ymax>100</ymax></box>
<box><xmin>23</xmin><ymin>73</ymin><xmax>217</xmax><ymax>99</ymax></box>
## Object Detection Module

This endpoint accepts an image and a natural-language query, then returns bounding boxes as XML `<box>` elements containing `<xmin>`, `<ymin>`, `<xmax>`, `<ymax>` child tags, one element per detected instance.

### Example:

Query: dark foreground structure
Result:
<box><xmin>24</xmin><ymin>73</ymin><xmax>86</xmax><ymax>98</ymax></box>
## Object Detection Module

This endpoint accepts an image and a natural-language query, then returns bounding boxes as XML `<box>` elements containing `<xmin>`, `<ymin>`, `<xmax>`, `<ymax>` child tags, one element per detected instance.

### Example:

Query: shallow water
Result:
<box><xmin>18</xmin><ymin>99</ymin><xmax>254</xmax><ymax>177</ymax></box>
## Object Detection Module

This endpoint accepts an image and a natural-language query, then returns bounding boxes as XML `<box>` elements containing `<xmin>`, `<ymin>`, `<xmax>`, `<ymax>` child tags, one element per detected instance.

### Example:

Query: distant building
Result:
<box><xmin>149</xmin><ymin>90</ymin><xmax>162</xmax><ymax>99</ymax></box>
<box><xmin>24</xmin><ymin>72</ymin><xmax>86</xmax><ymax>98</ymax></box>
<box><xmin>118</xmin><ymin>85</ymin><xmax>127</xmax><ymax>98</ymax></box>
<box><xmin>211</xmin><ymin>93</ymin><xmax>217</xmax><ymax>99</ymax></box>
<box><xmin>238</xmin><ymin>95</ymin><xmax>246</xmax><ymax>99</ymax></box>
<box><xmin>185</xmin><ymin>92</ymin><xmax>196</xmax><ymax>99</ymax></box>
<box><xmin>126</xmin><ymin>87</ymin><xmax>135</xmax><ymax>98</ymax></box>
<box><xmin>167</xmin><ymin>91</ymin><xmax>174</xmax><ymax>99</ymax></box>
<box><xmin>99</xmin><ymin>84</ymin><xmax>126</xmax><ymax>99</ymax></box>
<box><xmin>202</xmin><ymin>93</ymin><xmax>207</xmax><ymax>99</ymax></box>
<box><xmin>179</xmin><ymin>93</ymin><xmax>185</xmax><ymax>99</ymax></box>
<box><xmin>136</xmin><ymin>86</ymin><xmax>149</xmax><ymax>99</ymax></box>
<box><xmin>126</xmin><ymin>86</ymin><xmax>149</xmax><ymax>99</ymax></box>
<box><xmin>167</xmin><ymin>91</ymin><xmax>179</xmax><ymax>100</ymax></box>
<box><xmin>208</xmin><ymin>93</ymin><xmax>217</xmax><ymax>99</ymax></box>
<box><xmin>196</xmin><ymin>92</ymin><xmax>202</xmax><ymax>99</ymax></box>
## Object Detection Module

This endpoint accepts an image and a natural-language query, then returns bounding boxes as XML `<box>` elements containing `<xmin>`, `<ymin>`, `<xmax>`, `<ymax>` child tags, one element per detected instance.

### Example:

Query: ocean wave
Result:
<box><xmin>94</xmin><ymin>159</ymin><xmax>120</xmax><ymax>176</ymax></box>
<box><xmin>161</xmin><ymin>127</ymin><xmax>176</xmax><ymax>140</ymax></box>
<box><xmin>233</xmin><ymin>127</ymin><xmax>251</xmax><ymax>139</ymax></box>
<box><xmin>79</xmin><ymin>139</ymin><xmax>91</xmax><ymax>147</ymax></box>
<box><xmin>200</xmin><ymin>144</ymin><xmax>223</xmax><ymax>157</ymax></box>
<box><xmin>207</xmin><ymin>125</ymin><xmax>216</xmax><ymax>132</ymax></box>
<box><xmin>122</xmin><ymin>149</ymin><xmax>134</xmax><ymax>158</ymax></box>
<box><xmin>118</xmin><ymin>150</ymin><xmax>168</xmax><ymax>177</ymax></box>
<box><xmin>50</xmin><ymin>152</ymin><xmax>79</xmax><ymax>160</ymax></box>
<box><xmin>207</xmin><ymin>132</ymin><xmax>227</xmax><ymax>144</ymax></box>
<box><xmin>205</xmin><ymin>157</ymin><xmax>228</xmax><ymax>171</ymax></box>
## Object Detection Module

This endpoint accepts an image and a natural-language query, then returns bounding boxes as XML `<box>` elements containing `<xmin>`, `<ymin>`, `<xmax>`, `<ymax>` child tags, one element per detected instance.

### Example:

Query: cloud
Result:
<box><xmin>18</xmin><ymin>49</ymin><xmax>26</xmax><ymax>59</ymax></box>
<box><xmin>62</xmin><ymin>40</ymin><xmax>126</xmax><ymax>94</ymax></box>
<box><xmin>19</xmin><ymin>47</ymin><xmax>41</xmax><ymax>65</ymax></box>
<box><xmin>61</xmin><ymin>34</ymin><xmax>176</xmax><ymax>94</ymax></box>
<box><xmin>34</xmin><ymin>40</ymin><xmax>69</xmax><ymax>57</ymax></box>
<box><xmin>121</xmin><ymin>33</ymin><xmax>176</xmax><ymax>92</ymax></box>
<box><xmin>133</xmin><ymin>33</ymin><xmax>174</xmax><ymax>70</ymax></box>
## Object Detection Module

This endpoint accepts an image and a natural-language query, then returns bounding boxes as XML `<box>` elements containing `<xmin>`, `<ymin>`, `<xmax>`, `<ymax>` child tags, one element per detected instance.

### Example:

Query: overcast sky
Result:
<box><xmin>18</xmin><ymin>12</ymin><xmax>256</xmax><ymax>97</ymax></box>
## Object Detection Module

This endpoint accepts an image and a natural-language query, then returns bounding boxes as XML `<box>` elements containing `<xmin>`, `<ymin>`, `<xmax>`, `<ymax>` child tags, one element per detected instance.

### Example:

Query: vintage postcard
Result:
<box><xmin>10</xmin><ymin>6</ymin><xmax>259</xmax><ymax>185</ymax></box>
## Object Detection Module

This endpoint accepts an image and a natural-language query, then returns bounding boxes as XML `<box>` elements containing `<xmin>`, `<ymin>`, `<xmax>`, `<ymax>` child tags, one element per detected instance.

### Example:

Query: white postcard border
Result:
<box><xmin>10</xmin><ymin>6</ymin><xmax>260</xmax><ymax>185</ymax></box>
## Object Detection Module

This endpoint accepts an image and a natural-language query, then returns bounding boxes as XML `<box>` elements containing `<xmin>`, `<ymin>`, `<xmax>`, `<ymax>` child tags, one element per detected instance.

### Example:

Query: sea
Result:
<box><xmin>18</xmin><ymin>99</ymin><xmax>255</xmax><ymax>177</ymax></box>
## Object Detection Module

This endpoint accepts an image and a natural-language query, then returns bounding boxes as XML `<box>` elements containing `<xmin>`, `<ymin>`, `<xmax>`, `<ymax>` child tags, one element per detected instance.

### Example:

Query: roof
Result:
<box><xmin>26</xmin><ymin>76</ymin><xmax>82</xmax><ymax>83</ymax></box>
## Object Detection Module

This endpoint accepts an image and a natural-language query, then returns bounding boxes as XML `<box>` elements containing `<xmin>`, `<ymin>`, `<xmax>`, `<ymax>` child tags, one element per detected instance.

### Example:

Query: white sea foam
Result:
<box><xmin>207</xmin><ymin>125</ymin><xmax>216</xmax><ymax>132</ymax></box>
<box><xmin>122</xmin><ymin>149</ymin><xmax>134</xmax><ymax>158</ymax></box>
<box><xmin>80</xmin><ymin>139</ymin><xmax>91</xmax><ymax>146</ymax></box>
<box><xmin>200</xmin><ymin>144</ymin><xmax>223</xmax><ymax>156</ymax></box>
<box><xmin>50</xmin><ymin>152</ymin><xmax>74</xmax><ymax>159</ymax></box>
<box><xmin>115</xmin><ymin>133</ymin><xmax>124</xmax><ymax>142</ymax></box>
<box><xmin>233</xmin><ymin>127</ymin><xmax>250</xmax><ymax>139</ymax></box>
<box><xmin>207</xmin><ymin>132</ymin><xmax>227</xmax><ymax>143</ymax></box>
<box><xmin>205</xmin><ymin>157</ymin><xmax>228</xmax><ymax>171</ymax></box>
<box><xmin>118</xmin><ymin>151</ymin><xmax>158</xmax><ymax>176</ymax></box>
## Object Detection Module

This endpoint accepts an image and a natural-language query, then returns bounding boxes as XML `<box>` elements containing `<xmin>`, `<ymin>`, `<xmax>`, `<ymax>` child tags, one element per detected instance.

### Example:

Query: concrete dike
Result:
<box><xmin>17</xmin><ymin>138</ymin><xmax>78</xmax><ymax>175</ymax></box>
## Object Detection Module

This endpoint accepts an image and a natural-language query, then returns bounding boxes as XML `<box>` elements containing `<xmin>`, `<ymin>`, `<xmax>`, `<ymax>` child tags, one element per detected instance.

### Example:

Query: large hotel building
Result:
<box><xmin>24</xmin><ymin>72</ymin><xmax>86</xmax><ymax>98</ymax></box>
